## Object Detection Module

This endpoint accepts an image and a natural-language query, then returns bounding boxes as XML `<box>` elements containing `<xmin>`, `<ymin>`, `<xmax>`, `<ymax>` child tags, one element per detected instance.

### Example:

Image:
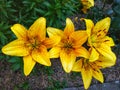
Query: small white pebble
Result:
<box><xmin>115</xmin><ymin>81</ymin><xmax>119</xmax><ymax>84</ymax></box>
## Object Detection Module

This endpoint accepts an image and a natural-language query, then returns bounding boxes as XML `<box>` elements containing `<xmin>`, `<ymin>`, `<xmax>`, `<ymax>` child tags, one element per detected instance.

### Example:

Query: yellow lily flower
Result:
<box><xmin>81</xmin><ymin>0</ymin><xmax>94</xmax><ymax>13</ymax></box>
<box><xmin>72</xmin><ymin>49</ymin><xmax>116</xmax><ymax>89</ymax></box>
<box><xmin>47</xmin><ymin>18</ymin><xmax>88</xmax><ymax>73</ymax></box>
<box><xmin>2</xmin><ymin>17</ymin><xmax>59</xmax><ymax>76</ymax></box>
<box><xmin>83</xmin><ymin>17</ymin><xmax>116</xmax><ymax>62</ymax></box>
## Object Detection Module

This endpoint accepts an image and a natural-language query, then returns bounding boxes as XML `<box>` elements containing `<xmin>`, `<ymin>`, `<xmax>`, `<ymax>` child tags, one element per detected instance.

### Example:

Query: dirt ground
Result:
<box><xmin>0</xmin><ymin>55</ymin><xmax>120</xmax><ymax>90</ymax></box>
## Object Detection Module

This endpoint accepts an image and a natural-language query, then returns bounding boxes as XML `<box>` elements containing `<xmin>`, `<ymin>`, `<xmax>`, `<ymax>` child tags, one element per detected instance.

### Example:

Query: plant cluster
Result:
<box><xmin>0</xmin><ymin>0</ymin><xmax>120</xmax><ymax>89</ymax></box>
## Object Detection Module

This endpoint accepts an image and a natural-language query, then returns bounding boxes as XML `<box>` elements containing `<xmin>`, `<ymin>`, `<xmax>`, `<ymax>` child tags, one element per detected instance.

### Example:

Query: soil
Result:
<box><xmin>0</xmin><ymin>55</ymin><xmax>120</xmax><ymax>90</ymax></box>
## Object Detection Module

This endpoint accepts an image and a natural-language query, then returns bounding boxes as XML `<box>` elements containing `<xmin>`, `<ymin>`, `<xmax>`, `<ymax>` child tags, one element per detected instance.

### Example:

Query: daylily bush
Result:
<box><xmin>2</xmin><ymin>17</ymin><xmax>116</xmax><ymax>89</ymax></box>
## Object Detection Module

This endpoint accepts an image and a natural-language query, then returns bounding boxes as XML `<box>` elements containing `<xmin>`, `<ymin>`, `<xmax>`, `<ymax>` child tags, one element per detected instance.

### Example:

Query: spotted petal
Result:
<box><xmin>92</xmin><ymin>68</ymin><xmax>104</xmax><ymax>83</ymax></box>
<box><xmin>96</xmin><ymin>55</ymin><xmax>116</xmax><ymax>68</ymax></box>
<box><xmin>101</xmin><ymin>36</ymin><xmax>115</xmax><ymax>46</ymax></box>
<box><xmin>93</xmin><ymin>17</ymin><xmax>111</xmax><ymax>38</ymax></box>
<box><xmin>96</xmin><ymin>44</ymin><xmax>116</xmax><ymax>62</ymax></box>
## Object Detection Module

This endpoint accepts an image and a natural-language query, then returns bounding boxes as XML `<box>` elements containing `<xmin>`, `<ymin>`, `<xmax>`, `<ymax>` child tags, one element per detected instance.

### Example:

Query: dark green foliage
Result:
<box><xmin>14</xmin><ymin>81</ymin><xmax>30</xmax><ymax>90</ymax></box>
<box><xmin>8</xmin><ymin>57</ymin><xmax>23</xmax><ymax>71</ymax></box>
<box><xmin>0</xmin><ymin>0</ymin><xmax>81</xmax><ymax>28</ymax></box>
<box><xmin>47</xmin><ymin>76</ymin><xmax>67</xmax><ymax>90</ymax></box>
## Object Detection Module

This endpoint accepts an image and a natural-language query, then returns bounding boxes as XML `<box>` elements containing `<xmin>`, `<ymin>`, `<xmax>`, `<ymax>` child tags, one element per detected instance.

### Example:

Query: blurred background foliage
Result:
<box><xmin>0</xmin><ymin>0</ymin><xmax>120</xmax><ymax>86</ymax></box>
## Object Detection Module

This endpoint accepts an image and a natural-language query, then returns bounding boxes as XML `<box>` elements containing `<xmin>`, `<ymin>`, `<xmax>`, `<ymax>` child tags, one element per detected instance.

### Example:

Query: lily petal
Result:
<box><xmin>93</xmin><ymin>17</ymin><xmax>111</xmax><ymax>38</ymax></box>
<box><xmin>43</xmin><ymin>36</ymin><xmax>61</xmax><ymax>48</ymax></box>
<box><xmin>29</xmin><ymin>17</ymin><xmax>46</xmax><ymax>40</ymax></box>
<box><xmin>2</xmin><ymin>39</ymin><xmax>29</xmax><ymax>56</ymax></box>
<box><xmin>23</xmin><ymin>55</ymin><xmax>36</xmax><ymax>76</ymax></box>
<box><xmin>96</xmin><ymin>44</ymin><xmax>116</xmax><ymax>62</ymax></box>
<box><xmin>101</xmin><ymin>36</ymin><xmax>115</xmax><ymax>46</ymax></box>
<box><xmin>92</xmin><ymin>69</ymin><xmax>104</xmax><ymax>83</ymax></box>
<box><xmin>47</xmin><ymin>27</ymin><xmax>63</xmax><ymax>37</ymax></box>
<box><xmin>74</xmin><ymin>47</ymin><xmax>89</xmax><ymax>58</ymax></box>
<box><xmin>97</xmin><ymin>55</ymin><xmax>116</xmax><ymax>68</ymax></box>
<box><xmin>32</xmin><ymin>46</ymin><xmax>51</xmax><ymax>66</ymax></box>
<box><xmin>70</xmin><ymin>31</ymin><xmax>88</xmax><ymax>47</ymax></box>
<box><xmin>81</xmin><ymin>67</ymin><xmax>92</xmax><ymax>89</ymax></box>
<box><xmin>83</xmin><ymin>18</ymin><xmax>94</xmax><ymax>36</ymax></box>
<box><xmin>64</xmin><ymin>18</ymin><xmax>74</xmax><ymax>36</ymax></box>
<box><xmin>72</xmin><ymin>59</ymin><xmax>82</xmax><ymax>72</ymax></box>
<box><xmin>89</xmin><ymin>47</ymin><xmax>99</xmax><ymax>62</ymax></box>
<box><xmin>60</xmin><ymin>49</ymin><xmax>76</xmax><ymax>73</ymax></box>
<box><xmin>49</xmin><ymin>47</ymin><xmax>61</xmax><ymax>58</ymax></box>
<box><xmin>11</xmin><ymin>24</ymin><xmax>27</xmax><ymax>39</ymax></box>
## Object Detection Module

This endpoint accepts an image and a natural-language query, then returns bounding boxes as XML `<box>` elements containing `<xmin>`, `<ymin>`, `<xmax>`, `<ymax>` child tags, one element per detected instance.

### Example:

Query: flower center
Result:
<box><xmin>25</xmin><ymin>36</ymin><xmax>41</xmax><ymax>50</ymax></box>
<box><xmin>64</xmin><ymin>42</ymin><xmax>73</xmax><ymax>48</ymax></box>
<box><xmin>63</xmin><ymin>40</ymin><xmax>73</xmax><ymax>49</ymax></box>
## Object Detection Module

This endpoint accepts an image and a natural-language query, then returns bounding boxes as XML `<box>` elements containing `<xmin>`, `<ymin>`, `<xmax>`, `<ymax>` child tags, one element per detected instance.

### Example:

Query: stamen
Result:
<box><xmin>104</xmin><ymin>40</ymin><xmax>109</xmax><ymax>42</ymax></box>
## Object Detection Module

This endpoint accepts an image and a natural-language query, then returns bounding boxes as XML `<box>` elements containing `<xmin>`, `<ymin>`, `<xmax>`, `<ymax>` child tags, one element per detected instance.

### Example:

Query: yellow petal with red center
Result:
<box><xmin>82</xmin><ymin>18</ymin><xmax>94</xmax><ymax>36</ymax></box>
<box><xmin>96</xmin><ymin>44</ymin><xmax>116</xmax><ymax>62</ymax></box>
<box><xmin>11</xmin><ymin>24</ymin><xmax>27</xmax><ymax>39</ymax></box>
<box><xmin>72</xmin><ymin>59</ymin><xmax>82</xmax><ymax>72</ymax></box>
<box><xmin>101</xmin><ymin>36</ymin><xmax>115</xmax><ymax>46</ymax></box>
<box><xmin>49</xmin><ymin>47</ymin><xmax>61</xmax><ymax>58</ymax></box>
<box><xmin>70</xmin><ymin>31</ymin><xmax>88</xmax><ymax>47</ymax></box>
<box><xmin>96</xmin><ymin>55</ymin><xmax>116</xmax><ymax>68</ymax></box>
<box><xmin>93</xmin><ymin>17</ymin><xmax>111</xmax><ymax>38</ymax></box>
<box><xmin>43</xmin><ymin>36</ymin><xmax>61</xmax><ymax>48</ymax></box>
<box><xmin>23</xmin><ymin>55</ymin><xmax>36</xmax><ymax>76</ymax></box>
<box><xmin>29</xmin><ymin>17</ymin><xmax>46</xmax><ymax>40</ymax></box>
<box><xmin>2</xmin><ymin>39</ymin><xmax>29</xmax><ymax>56</ymax></box>
<box><xmin>32</xmin><ymin>46</ymin><xmax>51</xmax><ymax>66</ymax></box>
<box><xmin>47</xmin><ymin>27</ymin><xmax>63</xmax><ymax>37</ymax></box>
<box><xmin>89</xmin><ymin>47</ymin><xmax>99</xmax><ymax>62</ymax></box>
<box><xmin>60</xmin><ymin>49</ymin><xmax>76</xmax><ymax>73</ymax></box>
<box><xmin>81</xmin><ymin>67</ymin><xmax>92</xmax><ymax>89</ymax></box>
<box><xmin>74</xmin><ymin>47</ymin><xmax>89</xmax><ymax>58</ymax></box>
<box><xmin>64</xmin><ymin>18</ymin><xmax>74</xmax><ymax>36</ymax></box>
<box><xmin>92</xmin><ymin>68</ymin><xmax>104</xmax><ymax>83</ymax></box>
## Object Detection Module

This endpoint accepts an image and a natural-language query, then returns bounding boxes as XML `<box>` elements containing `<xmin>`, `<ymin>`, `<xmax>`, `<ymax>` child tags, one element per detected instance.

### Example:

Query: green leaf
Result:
<box><xmin>113</xmin><ymin>4</ymin><xmax>120</xmax><ymax>15</ymax></box>
<box><xmin>8</xmin><ymin>57</ymin><xmax>21</xmax><ymax>63</ymax></box>
<box><xmin>111</xmin><ymin>17</ymin><xmax>120</xmax><ymax>28</ymax></box>
<box><xmin>11</xmin><ymin>63</ymin><xmax>21</xmax><ymax>71</ymax></box>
